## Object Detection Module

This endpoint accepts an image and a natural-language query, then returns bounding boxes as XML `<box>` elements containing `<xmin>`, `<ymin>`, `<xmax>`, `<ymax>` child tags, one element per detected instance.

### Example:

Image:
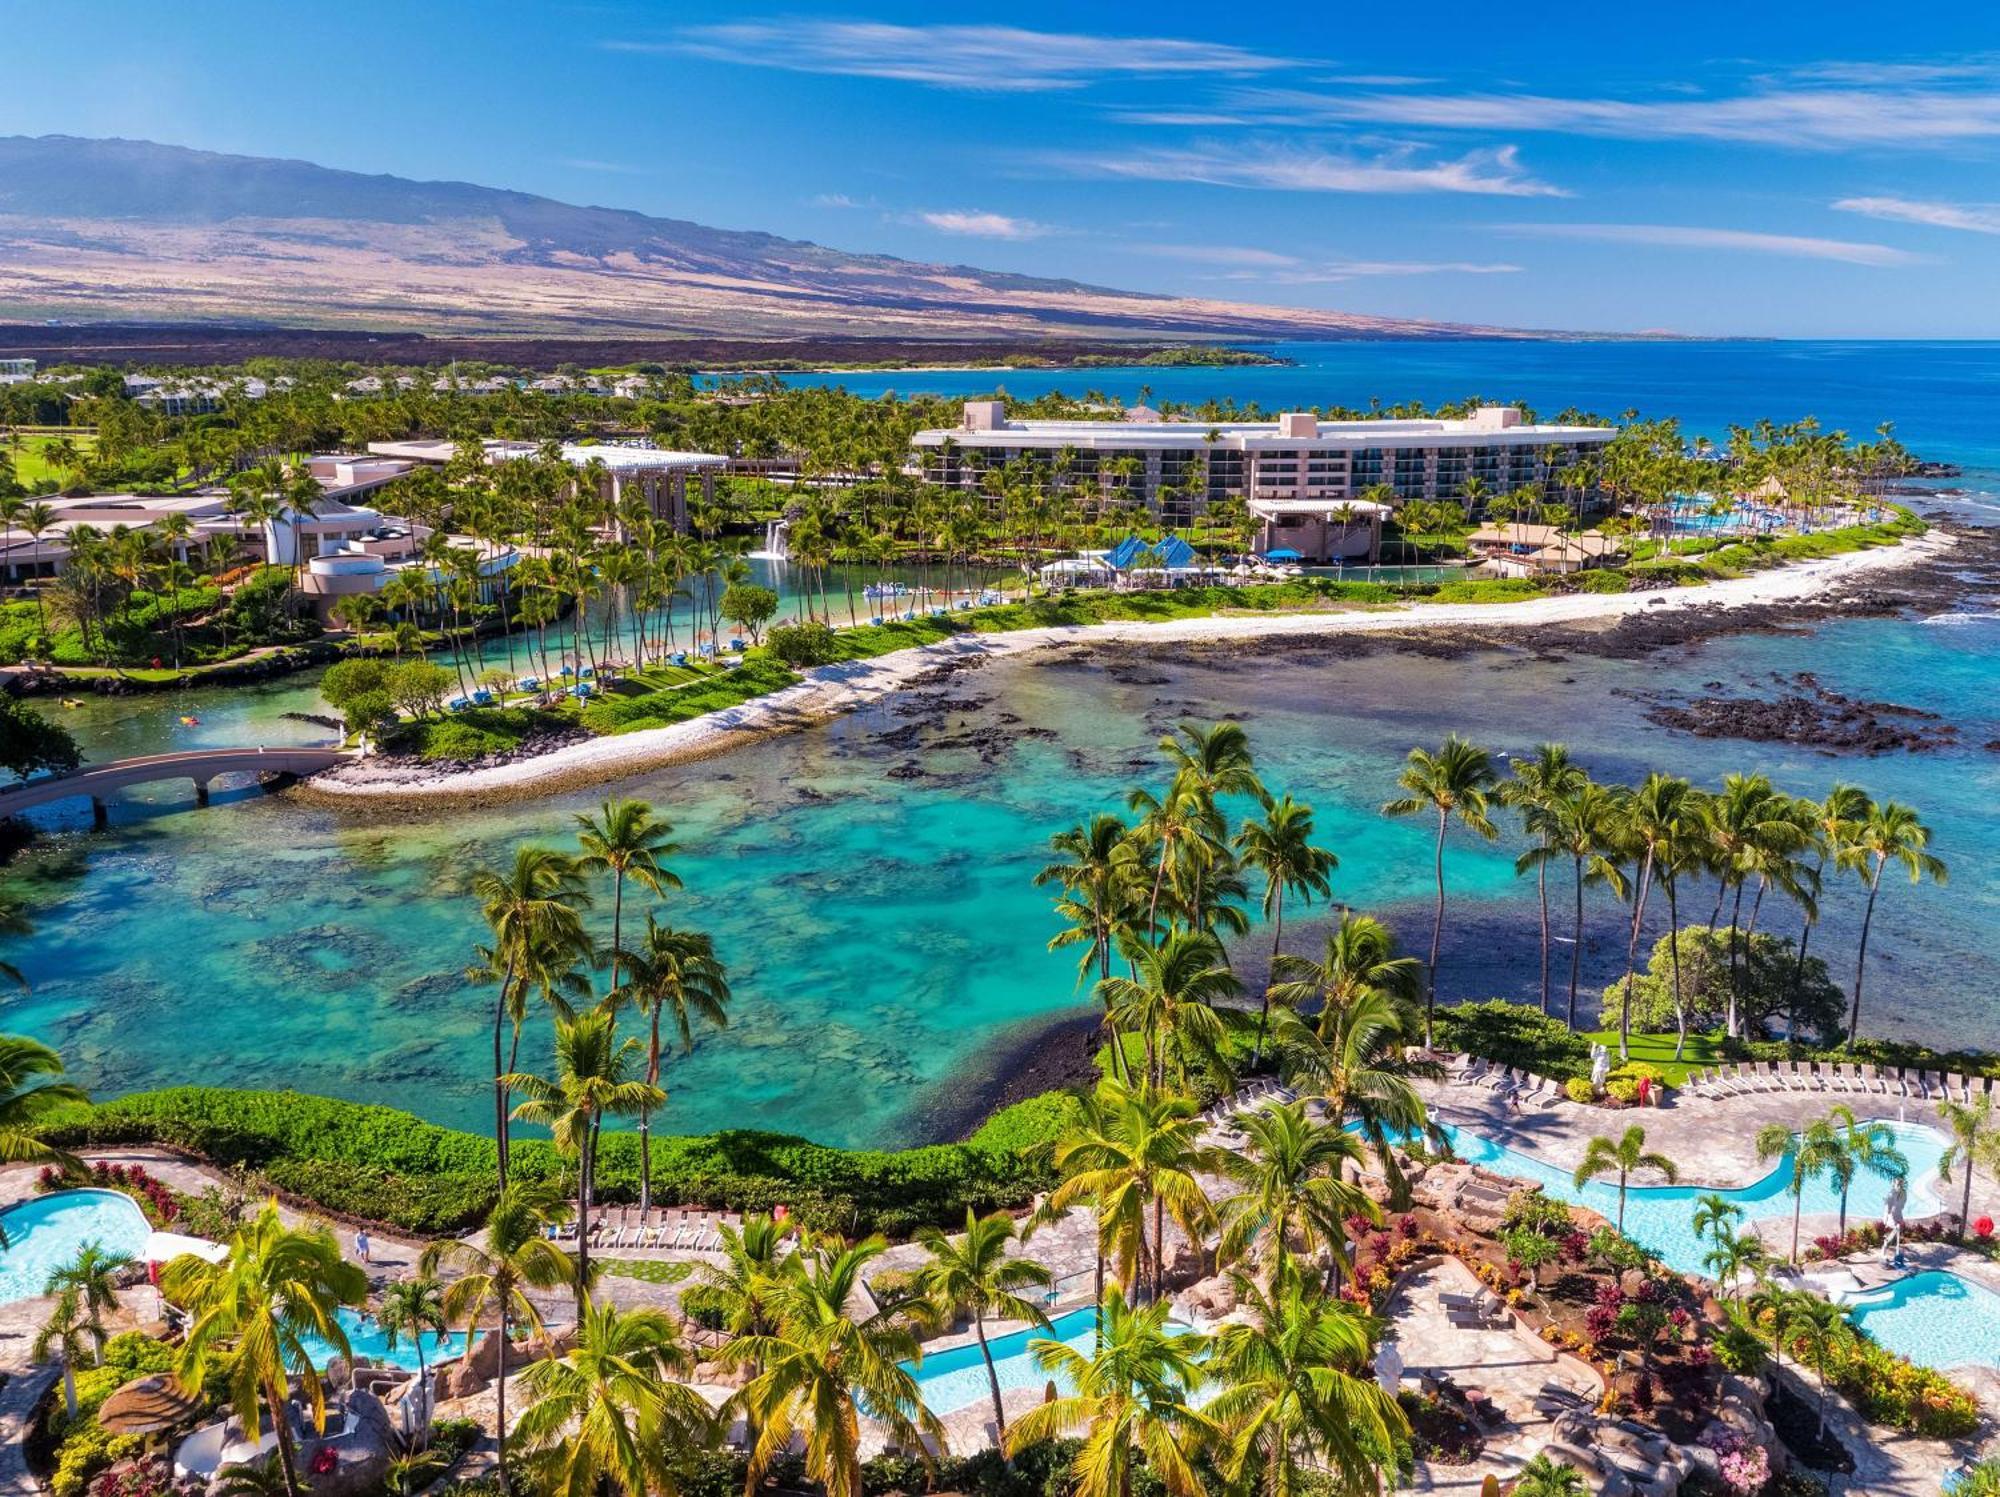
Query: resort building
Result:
<box><xmin>1467</xmin><ymin>522</ymin><xmax>1623</xmax><ymax>575</ymax></box>
<box><xmin>0</xmin><ymin>357</ymin><xmax>35</xmax><ymax>385</ymax></box>
<box><xmin>910</xmin><ymin>402</ymin><xmax>1615</xmax><ymax>533</ymax></box>
<box><xmin>366</xmin><ymin>438</ymin><xmax>726</xmax><ymax>530</ymax></box>
<box><xmin>0</xmin><ymin>493</ymin><xmax>247</xmax><ymax>583</ymax></box>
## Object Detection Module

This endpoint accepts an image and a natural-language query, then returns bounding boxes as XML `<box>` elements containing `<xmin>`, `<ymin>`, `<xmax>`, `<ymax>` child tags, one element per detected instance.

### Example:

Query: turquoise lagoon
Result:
<box><xmin>5</xmin><ymin>341</ymin><xmax>1999</xmax><ymax>1149</ymax></box>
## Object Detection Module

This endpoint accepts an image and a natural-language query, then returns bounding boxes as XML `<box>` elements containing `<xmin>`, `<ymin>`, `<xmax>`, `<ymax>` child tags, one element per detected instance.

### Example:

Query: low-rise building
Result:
<box><xmin>0</xmin><ymin>358</ymin><xmax>36</xmax><ymax>385</ymax></box>
<box><xmin>365</xmin><ymin>438</ymin><xmax>726</xmax><ymax>529</ymax></box>
<box><xmin>911</xmin><ymin>401</ymin><xmax>1614</xmax><ymax>529</ymax></box>
<box><xmin>1467</xmin><ymin>522</ymin><xmax>1622</xmax><ymax>575</ymax></box>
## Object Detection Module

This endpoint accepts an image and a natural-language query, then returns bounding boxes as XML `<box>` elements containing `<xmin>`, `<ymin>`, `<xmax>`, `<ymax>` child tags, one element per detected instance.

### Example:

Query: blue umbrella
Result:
<box><xmin>1263</xmin><ymin>548</ymin><xmax>1303</xmax><ymax>562</ymax></box>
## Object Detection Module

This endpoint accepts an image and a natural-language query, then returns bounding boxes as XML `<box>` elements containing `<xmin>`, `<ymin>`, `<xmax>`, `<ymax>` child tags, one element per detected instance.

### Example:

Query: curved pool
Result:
<box><xmin>1844</xmin><ymin>1270</ymin><xmax>2000</xmax><ymax>1370</ymax></box>
<box><xmin>0</xmin><ymin>1189</ymin><xmax>153</xmax><ymax>1304</ymax></box>
<box><xmin>1429</xmin><ymin>1117</ymin><xmax>1946</xmax><ymax>1279</ymax></box>
<box><xmin>294</xmin><ymin>1307</ymin><xmax>466</xmax><ymax>1371</ymax></box>
<box><xmin>903</xmin><ymin>1304</ymin><xmax>1198</xmax><ymax>1414</ymax></box>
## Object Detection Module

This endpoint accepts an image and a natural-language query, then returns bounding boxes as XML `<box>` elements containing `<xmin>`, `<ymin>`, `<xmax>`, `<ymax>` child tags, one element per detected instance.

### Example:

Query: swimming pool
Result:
<box><xmin>903</xmin><ymin>1304</ymin><xmax>1198</xmax><ymax>1414</ymax></box>
<box><xmin>293</xmin><ymin>1308</ymin><xmax>465</xmax><ymax>1371</ymax></box>
<box><xmin>0</xmin><ymin>1189</ymin><xmax>152</xmax><ymax>1304</ymax></box>
<box><xmin>1844</xmin><ymin>1271</ymin><xmax>2000</xmax><ymax>1370</ymax></box>
<box><xmin>1429</xmin><ymin>1117</ymin><xmax>1945</xmax><ymax>1281</ymax></box>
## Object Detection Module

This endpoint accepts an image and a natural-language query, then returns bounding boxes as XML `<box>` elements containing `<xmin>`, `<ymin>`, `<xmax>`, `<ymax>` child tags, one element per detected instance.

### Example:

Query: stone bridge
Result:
<box><xmin>0</xmin><ymin>746</ymin><xmax>351</xmax><ymax>825</ymax></box>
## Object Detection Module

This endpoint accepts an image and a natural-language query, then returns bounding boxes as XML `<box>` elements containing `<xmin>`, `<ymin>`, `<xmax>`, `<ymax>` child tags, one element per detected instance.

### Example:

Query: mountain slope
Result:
<box><xmin>0</xmin><ymin>135</ymin><xmax>1515</xmax><ymax>342</ymax></box>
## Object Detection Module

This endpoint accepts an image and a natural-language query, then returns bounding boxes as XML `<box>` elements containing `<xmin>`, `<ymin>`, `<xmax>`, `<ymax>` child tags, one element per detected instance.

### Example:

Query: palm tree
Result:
<box><xmin>472</xmin><ymin>847</ymin><xmax>592</xmax><ymax>1183</ymax></box>
<box><xmin>1702</xmin><ymin>1228</ymin><xmax>1767</xmax><ymax>1299</ymax></box>
<box><xmin>502</xmin><ymin>1008</ymin><xmax>663</xmax><ymax>1313</ymax></box>
<box><xmin>1206</xmin><ymin>1265</ymin><xmax>1405</xmax><ymax>1497</ymax></box>
<box><xmin>1691</xmin><ymin>1191</ymin><xmax>1743</xmax><ymax>1250</ymax></box>
<box><xmin>1096</xmin><ymin>929</ymin><xmax>1238</xmax><ymax>1089</ymax></box>
<box><xmin>1498</xmin><ymin>744</ymin><xmax>1586</xmax><ymax>1015</ymax></box>
<box><xmin>614</xmin><ymin>916</ymin><xmax>729</xmax><ymax>1214</ymax></box>
<box><xmin>1938</xmin><ymin>1095</ymin><xmax>1999</xmax><ymax>1237</ymax></box>
<box><xmin>420</xmin><ymin>1184</ymin><xmax>578</xmax><ymax>1497</ymax></box>
<box><xmin>1771</xmin><ymin>1293</ymin><xmax>1858</xmax><ymax>1439</ymax></box>
<box><xmin>1233</xmin><ymin>796</ymin><xmax>1337</xmax><ymax>1064</ymax></box>
<box><xmin>725</xmin><ymin>1234</ymin><xmax>945</xmax><ymax>1497</ymax></box>
<box><xmin>1614</xmin><ymin>774</ymin><xmax>1693</xmax><ymax>1059</ymax></box>
<box><xmin>1821</xmin><ymin>1105</ymin><xmax>1907</xmax><ymax>1236</ymax></box>
<box><xmin>1038</xmin><ymin>813</ymin><xmax>1145</xmax><ymax>1084</ymax></box>
<box><xmin>513</xmin><ymin>1298</ymin><xmax>716</xmax><ymax>1497</ymax></box>
<box><xmin>163</xmin><ymin>1205</ymin><xmax>369</xmax><ymax>1497</ymax></box>
<box><xmin>1382</xmin><ymin>736</ymin><xmax>1498</xmax><ymax>1044</ymax></box>
<box><xmin>915</xmin><ymin>1208</ymin><xmax>1053</xmax><ymax>1446</ymax></box>
<box><xmin>0</xmin><ymin>1035</ymin><xmax>86</xmax><ymax>1187</ymax></box>
<box><xmin>1215</xmin><ymin>1101</ymin><xmax>1374</xmax><ymax>1288</ymax></box>
<box><xmin>1513</xmin><ymin>1454</ymin><xmax>1588</xmax><ymax>1497</ymax></box>
<box><xmin>1045</xmin><ymin>1080</ymin><xmax>1217</xmax><ymax>1301</ymax></box>
<box><xmin>1840</xmin><ymin>801</ymin><xmax>1946</xmax><ymax>1042</ymax></box>
<box><xmin>1005</xmin><ymin>1290</ymin><xmax>1215</xmax><ymax>1497</ymax></box>
<box><xmin>1699</xmin><ymin>774</ymin><xmax>1807</xmax><ymax>1037</ymax></box>
<box><xmin>1518</xmin><ymin>778</ymin><xmax>1629</xmax><ymax>1030</ymax></box>
<box><xmin>375</xmin><ymin>1275</ymin><xmax>450</xmax><ymax>1380</ymax></box>
<box><xmin>37</xmin><ymin>1242</ymin><xmax>133</xmax><ymax>1418</ymax></box>
<box><xmin>573</xmin><ymin>798</ymin><xmax>681</xmax><ymax>997</ymax></box>
<box><xmin>1572</xmin><ymin>1125</ymin><xmax>1678</xmax><ymax>1233</ymax></box>
<box><xmin>1790</xmin><ymin>784</ymin><xmax>1870</xmax><ymax>1037</ymax></box>
<box><xmin>1756</xmin><ymin>1119</ymin><xmax>1842</xmax><ymax>1263</ymax></box>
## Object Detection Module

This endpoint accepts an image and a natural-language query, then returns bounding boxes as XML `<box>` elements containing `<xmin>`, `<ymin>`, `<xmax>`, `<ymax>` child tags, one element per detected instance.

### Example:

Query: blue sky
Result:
<box><xmin>5</xmin><ymin>1</ymin><xmax>1999</xmax><ymax>337</ymax></box>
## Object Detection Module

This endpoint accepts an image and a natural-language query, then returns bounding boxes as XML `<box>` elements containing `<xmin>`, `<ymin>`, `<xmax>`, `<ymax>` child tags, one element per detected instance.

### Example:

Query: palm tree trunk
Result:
<box><xmin>494</xmin><ymin>1297</ymin><xmax>512</xmax><ymax>1496</ymax></box>
<box><xmin>1536</xmin><ymin>863</ymin><xmax>1551</xmax><ymax>1015</ymax></box>
<box><xmin>1849</xmin><ymin>863</ymin><xmax>1885</xmax><ymax>1042</ymax></box>
<box><xmin>493</xmin><ymin>963</ymin><xmax>515</xmax><ymax>1187</ymax></box>
<box><xmin>266</xmin><ymin>1376</ymin><xmax>304</xmax><ymax>1497</ymax></box>
<box><xmin>1426</xmin><ymin>811</ymin><xmax>1447</xmax><ymax>1046</ymax></box>
<box><xmin>1253</xmin><ymin>888</ymin><xmax>1283</xmax><ymax>1067</ymax></box>
<box><xmin>62</xmin><ymin>1361</ymin><xmax>77</xmax><ymax>1420</ymax></box>
<box><xmin>609</xmin><ymin>870</ymin><xmax>625</xmax><ymax>998</ymax></box>
<box><xmin>975</xmin><ymin>1311</ymin><xmax>1008</xmax><ymax>1447</ymax></box>
<box><xmin>1667</xmin><ymin>884</ymin><xmax>1688</xmax><ymax>1060</ymax></box>
<box><xmin>1619</xmin><ymin>852</ymin><xmax>1655</xmax><ymax>1061</ymax></box>
<box><xmin>1566</xmin><ymin>856</ymin><xmax>1585</xmax><ymax>1029</ymax></box>
<box><xmin>1791</xmin><ymin>1191</ymin><xmax>1804</xmax><ymax>1263</ymax></box>
<box><xmin>575</xmin><ymin>1127</ymin><xmax>594</xmax><ymax>1322</ymax></box>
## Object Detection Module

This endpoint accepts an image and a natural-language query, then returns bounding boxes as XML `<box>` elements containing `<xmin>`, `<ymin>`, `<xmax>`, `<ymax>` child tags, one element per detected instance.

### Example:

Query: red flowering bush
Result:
<box><xmin>1975</xmin><ymin>1215</ymin><xmax>1994</xmax><ymax>1240</ymax></box>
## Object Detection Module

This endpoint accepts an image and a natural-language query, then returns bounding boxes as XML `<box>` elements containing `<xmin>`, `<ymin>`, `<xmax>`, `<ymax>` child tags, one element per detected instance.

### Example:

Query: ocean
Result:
<box><xmin>6</xmin><ymin>340</ymin><xmax>1996</xmax><ymax>1148</ymax></box>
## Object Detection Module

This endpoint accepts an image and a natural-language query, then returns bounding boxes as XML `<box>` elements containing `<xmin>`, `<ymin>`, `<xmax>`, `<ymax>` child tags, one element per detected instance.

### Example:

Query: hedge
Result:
<box><xmin>43</xmin><ymin>1086</ymin><xmax>1071</xmax><ymax>1238</ymax></box>
<box><xmin>1432</xmin><ymin>1000</ymin><xmax>1596</xmax><ymax>1082</ymax></box>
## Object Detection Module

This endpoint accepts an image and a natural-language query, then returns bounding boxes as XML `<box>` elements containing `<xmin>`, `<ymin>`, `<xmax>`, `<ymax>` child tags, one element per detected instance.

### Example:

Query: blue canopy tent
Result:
<box><xmin>1105</xmin><ymin>533</ymin><xmax>1198</xmax><ymax>571</ymax></box>
<box><xmin>1261</xmin><ymin>547</ymin><xmax>1304</xmax><ymax>562</ymax></box>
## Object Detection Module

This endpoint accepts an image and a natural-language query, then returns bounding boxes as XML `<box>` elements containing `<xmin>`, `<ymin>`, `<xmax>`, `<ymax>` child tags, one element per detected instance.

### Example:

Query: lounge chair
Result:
<box><xmin>1754</xmin><ymin>1062</ymin><xmax>1784</xmax><ymax>1091</ymax></box>
<box><xmin>1829</xmin><ymin>1062</ymin><xmax>1859</xmax><ymax>1092</ymax></box>
<box><xmin>1946</xmin><ymin>1073</ymin><xmax>1973</xmax><ymax>1104</ymax></box>
<box><xmin>1855</xmin><ymin>1064</ymin><xmax>1885</xmax><ymax>1095</ymax></box>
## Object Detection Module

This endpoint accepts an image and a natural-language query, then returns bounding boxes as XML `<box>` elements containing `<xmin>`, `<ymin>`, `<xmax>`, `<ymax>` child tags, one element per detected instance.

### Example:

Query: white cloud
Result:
<box><xmin>1107</xmin><ymin>111</ymin><xmax>1252</xmax><ymax>127</ymax></box>
<box><xmin>622</xmin><ymin>21</ymin><xmax>1292</xmax><ymax>92</ymax></box>
<box><xmin>559</xmin><ymin>157</ymin><xmax>647</xmax><ymax>175</ymax></box>
<box><xmin>1500</xmin><ymin>222</ymin><xmax>1924</xmax><ymax>266</ymax></box>
<box><xmin>1055</xmin><ymin>141</ymin><xmax>1567</xmax><ymax>197</ymax></box>
<box><xmin>1127</xmin><ymin>244</ymin><xmax>1302</xmax><ymax>266</ymax></box>
<box><xmin>1228</xmin><ymin>74</ymin><xmax>2000</xmax><ymax>149</ymax></box>
<box><xmin>1261</xmin><ymin>260</ymin><xmax>1521</xmax><ymax>281</ymax></box>
<box><xmin>915</xmin><ymin>209</ymin><xmax>1054</xmax><ymax>239</ymax></box>
<box><xmin>1834</xmin><ymin>195</ymin><xmax>2000</xmax><ymax>235</ymax></box>
<box><xmin>813</xmin><ymin>192</ymin><xmax>863</xmax><ymax>208</ymax></box>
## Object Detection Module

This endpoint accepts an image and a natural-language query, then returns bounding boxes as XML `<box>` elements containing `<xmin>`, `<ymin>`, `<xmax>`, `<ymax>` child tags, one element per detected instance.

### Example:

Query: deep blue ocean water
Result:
<box><xmin>6</xmin><ymin>341</ymin><xmax>1996</xmax><ymax>1148</ymax></box>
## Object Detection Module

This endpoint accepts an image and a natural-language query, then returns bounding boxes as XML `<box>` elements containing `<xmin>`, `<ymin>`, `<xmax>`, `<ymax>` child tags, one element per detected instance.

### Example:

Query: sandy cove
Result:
<box><xmin>300</xmin><ymin>532</ymin><xmax>1953</xmax><ymax>807</ymax></box>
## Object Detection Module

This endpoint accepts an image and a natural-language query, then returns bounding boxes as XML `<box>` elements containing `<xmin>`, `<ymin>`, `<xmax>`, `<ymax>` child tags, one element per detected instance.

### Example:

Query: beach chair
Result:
<box><xmin>1855</xmin><ymin>1064</ymin><xmax>1885</xmax><ymax>1095</ymax></box>
<box><xmin>1947</xmin><ymin>1073</ymin><xmax>1973</xmax><ymax>1104</ymax></box>
<box><xmin>1826</xmin><ymin>1062</ymin><xmax>1857</xmax><ymax>1092</ymax></box>
<box><xmin>1751</xmin><ymin>1062</ymin><xmax>1782</xmax><ymax>1091</ymax></box>
<box><xmin>1924</xmin><ymin>1070</ymin><xmax>1949</xmax><ymax>1102</ymax></box>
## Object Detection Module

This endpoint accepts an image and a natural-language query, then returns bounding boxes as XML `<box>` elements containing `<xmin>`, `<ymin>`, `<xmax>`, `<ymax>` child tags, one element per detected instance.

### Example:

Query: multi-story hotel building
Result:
<box><xmin>910</xmin><ymin>402</ymin><xmax>1617</xmax><ymax>543</ymax></box>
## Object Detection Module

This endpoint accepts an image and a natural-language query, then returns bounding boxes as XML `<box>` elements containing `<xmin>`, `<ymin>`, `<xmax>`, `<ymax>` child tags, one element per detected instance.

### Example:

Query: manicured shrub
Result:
<box><xmin>42</xmin><ymin>1086</ymin><xmax>1059</xmax><ymax>1238</ymax></box>
<box><xmin>1433</xmin><ymin>1000</ymin><xmax>1594</xmax><ymax>1082</ymax></box>
<box><xmin>1565</xmin><ymin>1077</ymin><xmax>1596</xmax><ymax>1104</ymax></box>
<box><xmin>766</xmin><ymin>619</ymin><xmax>839</xmax><ymax>666</ymax></box>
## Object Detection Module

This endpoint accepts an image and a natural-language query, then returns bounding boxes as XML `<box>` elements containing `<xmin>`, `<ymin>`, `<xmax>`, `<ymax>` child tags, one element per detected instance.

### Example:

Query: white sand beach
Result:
<box><xmin>304</xmin><ymin>533</ymin><xmax>1952</xmax><ymax>805</ymax></box>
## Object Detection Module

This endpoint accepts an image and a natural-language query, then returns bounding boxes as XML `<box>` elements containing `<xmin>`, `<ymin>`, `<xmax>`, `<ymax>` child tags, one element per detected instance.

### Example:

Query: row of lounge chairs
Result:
<box><xmin>1685</xmin><ymin>1060</ymin><xmax>1994</xmax><ymax>1104</ymax></box>
<box><xmin>549</xmin><ymin>1205</ymin><xmax>744</xmax><ymax>1253</ymax></box>
<box><xmin>1200</xmin><ymin>1079</ymin><xmax>1297</xmax><ymax>1135</ymax></box>
<box><xmin>1444</xmin><ymin>1055</ymin><xmax>1568</xmax><ymax>1107</ymax></box>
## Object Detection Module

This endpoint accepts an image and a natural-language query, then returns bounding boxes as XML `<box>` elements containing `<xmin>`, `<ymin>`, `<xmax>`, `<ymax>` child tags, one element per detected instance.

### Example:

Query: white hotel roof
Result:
<box><xmin>913</xmin><ymin>415</ymin><xmax>1613</xmax><ymax>451</ymax></box>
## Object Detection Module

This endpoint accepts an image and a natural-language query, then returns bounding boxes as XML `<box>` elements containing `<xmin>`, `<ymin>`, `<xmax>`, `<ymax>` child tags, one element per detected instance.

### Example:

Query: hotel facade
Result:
<box><xmin>910</xmin><ymin>402</ymin><xmax>1616</xmax><ymax>560</ymax></box>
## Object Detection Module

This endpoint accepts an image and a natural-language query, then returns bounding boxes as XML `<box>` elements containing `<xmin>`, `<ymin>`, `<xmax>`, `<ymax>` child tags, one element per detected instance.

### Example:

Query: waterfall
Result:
<box><xmin>750</xmin><ymin>519</ymin><xmax>790</xmax><ymax>561</ymax></box>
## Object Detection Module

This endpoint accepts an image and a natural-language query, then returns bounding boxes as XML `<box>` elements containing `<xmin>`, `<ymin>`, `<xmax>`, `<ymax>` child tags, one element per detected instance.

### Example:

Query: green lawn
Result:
<box><xmin>1580</xmin><ymin>1029</ymin><xmax>1726</xmax><ymax>1087</ymax></box>
<box><xmin>598</xmin><ymin>1258</ymin><xmax>693</xmax><ymax>1284</ymax></box>
<box><xmin>6</xmin><ymin>432</ymin><xmax>98</xmax><ymax>487</ymax></box>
